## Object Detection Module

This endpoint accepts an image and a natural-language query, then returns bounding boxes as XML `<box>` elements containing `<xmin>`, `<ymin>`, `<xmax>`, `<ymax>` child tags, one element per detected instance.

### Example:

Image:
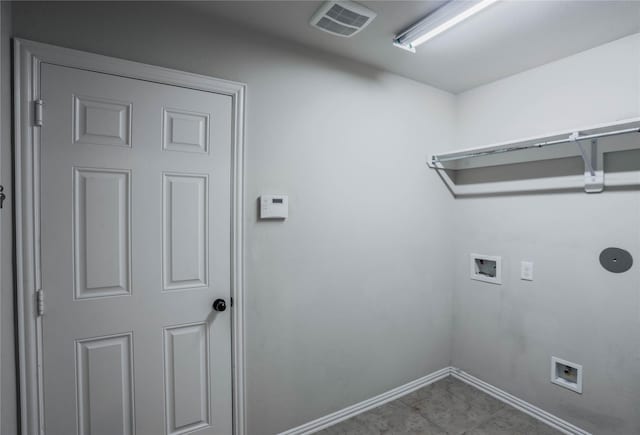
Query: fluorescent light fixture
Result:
<box><xmin>394</xmin><ymin>0</ymin><xmax>500</xmax><ymax>52</ymax></box>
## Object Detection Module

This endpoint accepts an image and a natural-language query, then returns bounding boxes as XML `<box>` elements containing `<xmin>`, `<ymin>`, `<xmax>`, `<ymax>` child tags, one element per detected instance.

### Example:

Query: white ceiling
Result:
<box><xmin>188</xmin><ymin>1</ymin><xmax>640</xmax><ymax>94</ymax></box>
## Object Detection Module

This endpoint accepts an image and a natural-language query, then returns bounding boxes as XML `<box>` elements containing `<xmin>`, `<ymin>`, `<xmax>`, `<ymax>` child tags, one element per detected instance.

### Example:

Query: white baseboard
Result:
<box><xmin>450</xmin><ymin>368</ymin><xmax>590</xmax><ymax>435</ymax></box>
<box><xmin>279</xmin><ymin>366</ymin><xmax>590</xmax><ymax>435</ymax></box>
<box><xmin>278</xmin><ymin>367</ymin><xmax>451</xmax><ymax>435</ymax></box>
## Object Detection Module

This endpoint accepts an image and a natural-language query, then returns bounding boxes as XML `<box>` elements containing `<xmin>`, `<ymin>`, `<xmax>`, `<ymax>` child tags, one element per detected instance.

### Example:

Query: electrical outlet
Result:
<box><xmin>520</xmin><ymin>261</ymin><xmax>533</xmax><ymax>281</ymax></box>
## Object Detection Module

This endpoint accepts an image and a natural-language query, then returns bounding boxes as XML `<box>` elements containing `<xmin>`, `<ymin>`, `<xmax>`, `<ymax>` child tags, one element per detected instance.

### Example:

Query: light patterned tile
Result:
<box><xmin>464</xmin><ymin>406</ymin><xmax>563</xmax><ymax>435</ymax></box>
<box><xmin>316</xmin><ymin>416</ymin><xmax>373</xmax><ymax>435</ymax></box>
<box><xmin>357</xmin><ymin>401</ymin><xmax>448</xmax><ymax>434</ymax></box>
<box><xmin>317</xmin><ymin>400</ymin><xmax>447</xmax><ymax>435</ymax></box>
<box><xmin>400</xmin><ymin>378</ymin><xmax>455</xmax><ymax>406</ymax></box>
<box><xmin>316</xmin><ymin>377</ymin><xmax>564</xmax><ymax>435</ymax></box>
<box><xmin>402</xmin><ymin>378</ymin><xmax>505</xmax><ymax>434</ymax></box>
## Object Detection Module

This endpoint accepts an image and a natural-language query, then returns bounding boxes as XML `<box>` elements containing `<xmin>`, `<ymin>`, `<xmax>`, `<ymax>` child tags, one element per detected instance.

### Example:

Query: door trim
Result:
<box><xmin>13</xmin><ymin>38</ymin><xmax>247</xmax><ymax>435</ymax></box>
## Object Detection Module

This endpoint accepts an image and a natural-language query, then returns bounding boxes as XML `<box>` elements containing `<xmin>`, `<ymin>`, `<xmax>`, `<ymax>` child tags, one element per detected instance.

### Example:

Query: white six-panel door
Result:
<box><xmin>39</xmin><ymin>63</ymin><xmax>232</xmax><ymax>435</ymax></box>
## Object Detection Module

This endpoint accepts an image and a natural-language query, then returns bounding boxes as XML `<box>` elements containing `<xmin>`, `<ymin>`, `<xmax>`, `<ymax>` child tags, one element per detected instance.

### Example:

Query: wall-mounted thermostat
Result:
<box><xmin>260</xmin><ymin>195</ymin><xmax>288</xmax><ymax>219</ymax></box>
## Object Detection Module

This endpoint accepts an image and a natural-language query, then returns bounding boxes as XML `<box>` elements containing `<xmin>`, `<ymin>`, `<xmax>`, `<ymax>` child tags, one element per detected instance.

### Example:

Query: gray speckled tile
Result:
<box><xmin>463</xmin><ymin>406</ymin><xmax>563</xmax><ymax>435</ymax></box>
<box><xmin>399</xmin><ymin>377</ymin><xmax>483</xmax><ymax>407</ymax></box>
<box><xmin>399</xmin><ymin>377</ymin><xmax>455</xmax><ymax>406</ymax></box>
<box><xmin>317</xmin><ymin>400</ymin><xmax>447</xmax><ymax>435</ymax></box>
<box><xmin>445</xmin><ymin>377</ymin><xmax>489</xmax><ymax>400</ymax></box>
<box><xmin>317</xmin><ymin>376</ymin><xmax>563</xmax><ymax>435</ymax></box>
<box><xmin>316</xmin><ymin>416</ymin><xmax>373</xmax><ymax>435</ymax></box>
<box><xmin>401</xmin><ymin>378</ymin><xmax>505</xmax><ymax>434</ymax></box>
<box><xmin>359</xmin><ymin>401</ymin><xmax>448</xmax><ymax>434</ymax></box>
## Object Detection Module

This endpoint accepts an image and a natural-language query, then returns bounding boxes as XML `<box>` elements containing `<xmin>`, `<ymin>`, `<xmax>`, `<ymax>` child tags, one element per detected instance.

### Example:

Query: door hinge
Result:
<box><xmin>36</xmin><ymin>290</ymin><xmax>44</xmax><ymax>316</ymax></box>
<box><xmin>34</xmin><ymin>99</ymin><xmax>44</xmax><ymax>127</ymax></box>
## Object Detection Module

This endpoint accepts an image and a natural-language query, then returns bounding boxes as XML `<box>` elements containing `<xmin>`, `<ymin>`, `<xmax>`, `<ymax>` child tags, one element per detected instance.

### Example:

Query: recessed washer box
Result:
<box><xmin>470</xmin><ymin>253</ymin><xmax>502</xmax><ymax>284</ymax></box>
<box><xmin>551</xmin><ymin>356</ymin><xmax>583</xmax><ymax>394</ymax></box>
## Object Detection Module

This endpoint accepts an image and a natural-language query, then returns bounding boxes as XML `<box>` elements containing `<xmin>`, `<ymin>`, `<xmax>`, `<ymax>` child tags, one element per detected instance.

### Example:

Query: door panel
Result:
<box><xmin>73</xmin><ymin>167</ymin><xmax>131</xmax><ymax>299</ymax></box>
<box><xmin>163</xmin><ymin>173</ymin><xmax>208</xmax><ymax>291</ymax></box>
<box><xmin>73</xmin><ymin>95</ymin><xmax>132</xmax><ymax>147</ymax></box>
<box><xmin>163</xmin><ymin>323</ymin><xmax>210</xmax><ymax>435</ymax></box>
<box><xmin>76</xmin><ymin>333</ymin><xmax>135</xmax><ymax>435</ymax></box>
<box><xmin>40</xmin><ymin>63</ymin><xmax>232</xmax><ymax>435</ymax></box>
<box><xmin>162</xmin><ymin>108</ymin><xmax>209</xmax><ymax>153</ymax></box>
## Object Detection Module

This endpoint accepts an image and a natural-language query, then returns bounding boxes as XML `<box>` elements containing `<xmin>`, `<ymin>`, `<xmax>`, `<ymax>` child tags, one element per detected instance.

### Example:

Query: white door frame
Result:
<box><xmin>13</xmin><ymin>38</ymin><xmax>247</xmax><ymax>435</ymax></box>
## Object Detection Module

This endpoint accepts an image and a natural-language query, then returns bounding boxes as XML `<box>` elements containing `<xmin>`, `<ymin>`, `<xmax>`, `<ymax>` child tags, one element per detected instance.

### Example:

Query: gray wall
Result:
<box><xmin>9</xmin><ymin>2</ymin><xmax>456</xmax><ymax>434</ymax></box>
<box><xmin>8</xmin><ymin>2</ymin><xmax>639</xmax><ymax>434</ymax></box>
<box><xmin>1</xmin><ymin>1</ymin><xmax>18</xmax><ymax>434</ymax></box>
<box><xmin>453</xmin><ymin>34</ymin><xmax>640</xmax><ymax>435</ymax></box>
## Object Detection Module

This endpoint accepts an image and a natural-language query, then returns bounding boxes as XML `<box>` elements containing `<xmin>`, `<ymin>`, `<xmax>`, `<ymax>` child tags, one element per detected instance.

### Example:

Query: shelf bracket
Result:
<box><xmin>570</xmin><ymin>132</ymin><xmax>603</xmax><ymax>193</ymax></box>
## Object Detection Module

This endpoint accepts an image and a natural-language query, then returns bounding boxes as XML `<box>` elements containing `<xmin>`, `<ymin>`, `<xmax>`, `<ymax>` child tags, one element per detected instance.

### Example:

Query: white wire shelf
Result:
<box><xmin>428</xmin><ymin>117</ymin><xmax>640</xmax><ymax>195</ymax></box>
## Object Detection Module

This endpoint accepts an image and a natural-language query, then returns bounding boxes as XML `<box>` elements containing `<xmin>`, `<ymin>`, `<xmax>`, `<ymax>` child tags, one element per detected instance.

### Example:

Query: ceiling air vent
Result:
<box><xmin>310</xmin><ymin>1</ymin><xmax>376</xmax><ymax>37</ymax></box>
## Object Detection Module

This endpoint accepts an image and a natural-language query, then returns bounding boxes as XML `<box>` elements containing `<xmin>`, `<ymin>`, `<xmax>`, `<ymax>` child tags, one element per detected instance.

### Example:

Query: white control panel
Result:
<box><xmin>260</xmin><ymin>195</ymin><xmax>288</xmax><ymax>219</ymax></box>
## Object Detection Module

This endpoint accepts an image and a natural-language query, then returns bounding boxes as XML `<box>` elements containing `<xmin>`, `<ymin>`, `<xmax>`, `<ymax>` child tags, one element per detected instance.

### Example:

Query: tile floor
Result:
<box><xmin>317</xmin><ymin>376</ymin><xmax>562</xmax><ymax>435</ymax></box>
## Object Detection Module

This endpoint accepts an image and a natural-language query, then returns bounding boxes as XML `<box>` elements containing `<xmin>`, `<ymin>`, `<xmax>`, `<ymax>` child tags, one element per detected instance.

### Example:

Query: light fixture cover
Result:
<box><xmin>394</xmin><ymin>0</ymin><xmax>499</xmax><ymax>52</ymax></box>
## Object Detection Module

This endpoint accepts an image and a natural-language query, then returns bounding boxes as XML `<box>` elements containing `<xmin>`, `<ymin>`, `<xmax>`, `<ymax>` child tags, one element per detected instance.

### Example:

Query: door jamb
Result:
<box><xmin>13</xmin><ymin>38</ymin><xmax>247</xmax><ymax>435</ymax></box>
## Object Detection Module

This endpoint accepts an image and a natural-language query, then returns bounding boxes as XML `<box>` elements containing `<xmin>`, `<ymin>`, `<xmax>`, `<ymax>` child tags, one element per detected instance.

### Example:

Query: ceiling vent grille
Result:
<box><xmin>310</xmin><ymin>1</ymin><xmax>377</xmax><ymax>38</ymax></box>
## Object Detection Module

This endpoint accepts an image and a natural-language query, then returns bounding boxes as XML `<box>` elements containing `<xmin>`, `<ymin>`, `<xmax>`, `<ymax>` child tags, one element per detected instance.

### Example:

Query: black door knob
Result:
<box><xmin>212</xmin><ymin>299</ymin><xmax>227</xmax><ymax>312</ymax></box>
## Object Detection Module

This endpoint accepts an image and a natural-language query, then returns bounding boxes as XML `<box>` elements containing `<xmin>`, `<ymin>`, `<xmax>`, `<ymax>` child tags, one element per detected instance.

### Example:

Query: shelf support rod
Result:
<box><xmin>570</xmin><ymin>132</ymin><xmax>595</xmax><ymax>176</ymax></box>
<box><xmin>570</xmin><ymin>132</ymin><xmax>603</xmax><ymax>193</ymax></box>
